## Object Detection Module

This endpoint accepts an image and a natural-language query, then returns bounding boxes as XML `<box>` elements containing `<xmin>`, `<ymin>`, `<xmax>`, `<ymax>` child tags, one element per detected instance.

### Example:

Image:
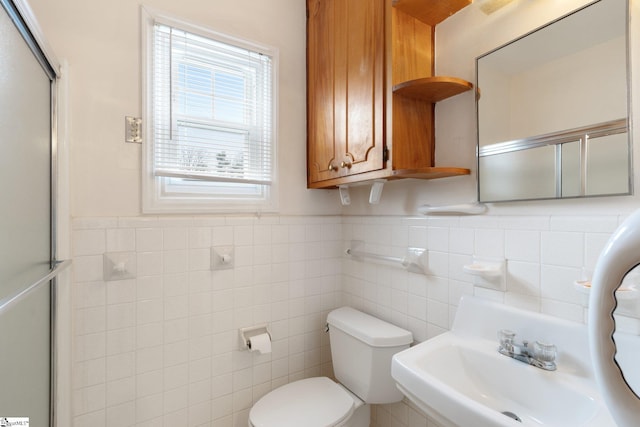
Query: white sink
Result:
<box><xmin>392</xmin><ymin>296</ymin><xmax>617</xmax><ymax>427</ymax></box>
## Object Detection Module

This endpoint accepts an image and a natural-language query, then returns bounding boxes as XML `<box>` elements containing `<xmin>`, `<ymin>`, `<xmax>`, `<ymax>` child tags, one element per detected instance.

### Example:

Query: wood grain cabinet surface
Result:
<box><xmin>306</xmin><ymin>0</ymin><xmax>473</xmax><ymax>189</ymax></box>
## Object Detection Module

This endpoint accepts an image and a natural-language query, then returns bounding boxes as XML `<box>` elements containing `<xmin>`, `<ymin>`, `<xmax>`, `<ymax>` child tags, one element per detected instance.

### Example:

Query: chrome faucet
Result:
<box><xmin>497</xmin><ymin>329</ymin><xmax>557</xmax><ymax>371</ymax></box>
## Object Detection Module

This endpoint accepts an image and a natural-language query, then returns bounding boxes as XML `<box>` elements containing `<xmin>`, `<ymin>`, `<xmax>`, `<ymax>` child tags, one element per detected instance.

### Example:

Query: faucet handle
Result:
<box><xmin>533</xmin><ymin>340</ymin><xmax>557</xmax><ymax>362</ymax></box>
<box><xmin>498</xmin><ymin>329</ymin><xmax>516</xmax><ymax>346</ymax></box>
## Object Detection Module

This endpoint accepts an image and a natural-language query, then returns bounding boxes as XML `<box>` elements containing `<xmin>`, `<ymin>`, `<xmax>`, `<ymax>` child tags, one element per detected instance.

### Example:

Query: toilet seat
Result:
<box><xmin>248</xmin><ymin>377</ymin><xmax>355</xmax><ymax>427</ymax></box>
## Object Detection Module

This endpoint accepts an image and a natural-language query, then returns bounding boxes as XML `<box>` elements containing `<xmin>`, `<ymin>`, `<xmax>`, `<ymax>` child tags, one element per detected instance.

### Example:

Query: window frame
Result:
<box><xmin>141</xmin><ymin>6</ymin><xmax>278</xmax><ymax>214</ymax></box>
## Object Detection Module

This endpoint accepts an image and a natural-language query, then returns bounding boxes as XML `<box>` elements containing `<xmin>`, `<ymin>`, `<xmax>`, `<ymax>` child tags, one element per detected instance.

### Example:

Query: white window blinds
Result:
<box><xmin>152</xmin><ymin>23</ymin><xmax>274</xmax><ymax>185</ymax></box>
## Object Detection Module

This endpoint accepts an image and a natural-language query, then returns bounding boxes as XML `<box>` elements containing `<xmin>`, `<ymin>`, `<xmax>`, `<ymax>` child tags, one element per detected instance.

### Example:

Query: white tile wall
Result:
<box><xmin>342</xmin><ymin>214</ymin><xmax>624</xmax><ymax>332</ymax></box>
<box><xmin>71</xmin><ymin>215</ymin><xmax>342</xmax><ymax>427</ymax></box>
<box><xmin>70</xmin><ymin>213</ymin><xmax>640</xmax><ymax>427</ymax></box>
<box><xmin>342</xmin><ymin>213</ymin><xmax>639</xmax><ymax>427</ymax></box>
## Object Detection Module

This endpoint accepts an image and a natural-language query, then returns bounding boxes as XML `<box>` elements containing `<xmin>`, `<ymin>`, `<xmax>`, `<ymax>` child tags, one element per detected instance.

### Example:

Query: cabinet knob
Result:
<box><xmin>340</xmin><ymin>160</ymin><xmax>352</xmax><ymax>169</ymax></box>
<box><xmin>328</xmin><ymin>162</ymin><xmax>339</xmax><ymax>172</ymax></box>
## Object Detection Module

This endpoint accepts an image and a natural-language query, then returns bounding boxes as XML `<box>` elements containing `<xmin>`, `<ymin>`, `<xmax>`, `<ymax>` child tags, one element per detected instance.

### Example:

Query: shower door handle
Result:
<box><xmin>0</xmin><ymin>259</ymin><xmax>71</xmax><ymax>316</ymax></box>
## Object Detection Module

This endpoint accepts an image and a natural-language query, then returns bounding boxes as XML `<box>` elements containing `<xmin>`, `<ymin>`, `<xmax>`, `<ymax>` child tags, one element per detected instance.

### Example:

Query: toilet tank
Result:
<box><xmin>327</xmin><ymin>307</ymin><xmax>413</xmax><ymax>404</ymax></box>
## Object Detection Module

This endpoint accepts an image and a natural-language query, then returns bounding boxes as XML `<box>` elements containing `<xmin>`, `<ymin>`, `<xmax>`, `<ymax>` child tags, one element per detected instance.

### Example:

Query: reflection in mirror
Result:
<box><xmin>562</xmin><ymin>141</ymin><xmax>581</xmax><ymax>197</ymax></box>
<box><xmin>586</xmin><ymin>133</ymin><xmax>630</xmax><ymax>195</ymax></box>
<box><xmin>477</xmin><ymin>0</ymin><xmax>631</xmax><ymax>202</ymax></box>
<box><xmin>479</xmin><ymin>145</ymin><xmax>557</xmax><ymax>201</ymax></box>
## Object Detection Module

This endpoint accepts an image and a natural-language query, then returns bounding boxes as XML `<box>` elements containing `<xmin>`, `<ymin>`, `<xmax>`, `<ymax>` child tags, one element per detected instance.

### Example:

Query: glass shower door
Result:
<box><xmin>0</xmin><ymin>1</ymin><xmax>60</xmax><ymax>425</ymax></box>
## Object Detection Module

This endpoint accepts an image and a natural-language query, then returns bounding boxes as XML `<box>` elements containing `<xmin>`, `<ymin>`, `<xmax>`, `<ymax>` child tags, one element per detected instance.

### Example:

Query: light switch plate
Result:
<box><xmin>125</xmin><ymin>116</ymin><xmax>142</xmax><ymax>143</ymax></box>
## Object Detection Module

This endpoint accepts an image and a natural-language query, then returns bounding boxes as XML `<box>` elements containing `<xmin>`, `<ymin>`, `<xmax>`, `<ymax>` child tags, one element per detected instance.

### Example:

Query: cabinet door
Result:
<box><xmin>307</xmin><ymin>0</ymin><xmax>385</xmax><ymax>185</ymax></box>
<box><xmin>307</xmin><ymin>0</ymin><xmax>339</xmax><ymax>183</ymax></box>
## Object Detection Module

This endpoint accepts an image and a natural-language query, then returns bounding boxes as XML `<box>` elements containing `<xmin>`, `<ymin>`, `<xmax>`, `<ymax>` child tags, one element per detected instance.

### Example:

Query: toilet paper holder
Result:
<box><xmin>239</xmin><ymin>324</ymin><xmax>272</xmax><ymax>350</ymax></box>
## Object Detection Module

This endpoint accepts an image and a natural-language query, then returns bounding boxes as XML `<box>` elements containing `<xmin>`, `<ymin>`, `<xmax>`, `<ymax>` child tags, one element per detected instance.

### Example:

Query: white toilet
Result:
<box><xmin>248</xmin><ymin>307</ymin><xmax>413</xmax><ymax>427</ymax></box>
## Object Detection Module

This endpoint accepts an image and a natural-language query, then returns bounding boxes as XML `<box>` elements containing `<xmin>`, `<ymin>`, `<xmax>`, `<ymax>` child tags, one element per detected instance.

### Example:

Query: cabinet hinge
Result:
<box><xmin>383</xmin><ymin>146</ymin><xmax>389</xmax><ymax>162</ymax></box>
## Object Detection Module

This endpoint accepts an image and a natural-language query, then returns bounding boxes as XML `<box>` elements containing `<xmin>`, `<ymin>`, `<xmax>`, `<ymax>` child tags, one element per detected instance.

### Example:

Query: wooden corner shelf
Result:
<box><xmin>393</xmin><ymin>76</ymin><xmax>473</xmax><ymax>103</ymax></box>
<box><xmin>389</xmin><ymin>167</ymin><xmax>471</xmax><ymax>180</ymax></box>
<box><xmin>392</xmin><ymin>0</ymin><xmax>471</xmax><ymax>25</ymax></box>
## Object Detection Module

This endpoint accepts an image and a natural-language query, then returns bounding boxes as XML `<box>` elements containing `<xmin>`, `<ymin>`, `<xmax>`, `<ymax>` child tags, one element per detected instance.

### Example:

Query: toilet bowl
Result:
<box><xmin>249</xmin><ymin>377</ymin><xmax>369</xmax><ymax>427</ymax></box>
<box><xmin>248</xmin><ymin>307</ymin><xmax>413</xmax><ymax>427</ymax></box>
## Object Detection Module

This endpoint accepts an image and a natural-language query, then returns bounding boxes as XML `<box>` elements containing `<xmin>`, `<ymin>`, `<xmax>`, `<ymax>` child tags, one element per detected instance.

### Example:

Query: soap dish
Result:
<box><xmin>574</xmin><ymin>280</ymin><xmax>638</xmax><ymax>300</ymax></box>
<box><xmin>462</xmin><ymin>257</ymin><xmax>506</xmax><ymax>291</ymax></box>
<box><xmin>463</xmin><ymin>260</ymin><xmax>503</xmax><ymax>277</ymax></box>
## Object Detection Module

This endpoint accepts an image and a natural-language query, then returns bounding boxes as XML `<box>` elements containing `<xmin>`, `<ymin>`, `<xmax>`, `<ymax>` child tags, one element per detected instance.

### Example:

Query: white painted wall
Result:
<box><xmin>28</xmin><ymin>0</ymin><xmax>339</xmax><ymax>218</ymax></box>
<box><xmin>32</xmin><ymin>0</ymin><xmax>640</xmax><ymax>217</ymax></box>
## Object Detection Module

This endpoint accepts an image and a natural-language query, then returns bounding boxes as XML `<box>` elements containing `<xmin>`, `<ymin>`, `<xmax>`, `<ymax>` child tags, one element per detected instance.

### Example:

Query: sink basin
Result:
<box><xmin>392</xmin><ymin>296</ymin><xmax>617</xmax><ymax>427</ymax></box>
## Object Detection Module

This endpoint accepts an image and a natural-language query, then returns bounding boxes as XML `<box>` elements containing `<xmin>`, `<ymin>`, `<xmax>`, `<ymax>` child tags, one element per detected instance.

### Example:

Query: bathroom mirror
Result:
<box><xmin>476</xmin><ymin>0</ymin><xmax>631</xmax><ymax>203</ymax></box>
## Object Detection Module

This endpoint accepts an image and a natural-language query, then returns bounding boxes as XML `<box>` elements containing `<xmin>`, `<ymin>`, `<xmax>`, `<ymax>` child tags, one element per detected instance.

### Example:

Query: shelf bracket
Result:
<box><xmin>339</xmin><ymin>185</ymin><xmax>351</xmax><ymax>206</ymax></box>
<box><xmin>369</xmin><ymin>180</ymin><xmax>386</xmax><ymax>204</ymax></box>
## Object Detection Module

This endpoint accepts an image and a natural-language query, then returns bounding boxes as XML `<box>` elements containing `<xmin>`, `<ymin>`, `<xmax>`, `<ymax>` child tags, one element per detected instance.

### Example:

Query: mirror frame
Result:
<box><xmin>475</xmin><ymin>0</ymin><xmax>633</xmax><ymax>203</ymax></box>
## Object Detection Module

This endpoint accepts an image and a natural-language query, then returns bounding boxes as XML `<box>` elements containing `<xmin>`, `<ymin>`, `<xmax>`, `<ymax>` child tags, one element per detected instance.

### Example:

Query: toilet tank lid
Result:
<box><xmin>327</xmin><ymin>307</ymin><xmax>413</xmax><ymax>347</ymax></box>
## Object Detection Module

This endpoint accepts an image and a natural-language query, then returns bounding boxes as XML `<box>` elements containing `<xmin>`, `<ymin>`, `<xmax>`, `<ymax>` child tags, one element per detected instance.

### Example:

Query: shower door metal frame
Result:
<box><xmin>0</xmin><ymin>0</ymin><xmax>67</xmax><ymax>426</ymax></box>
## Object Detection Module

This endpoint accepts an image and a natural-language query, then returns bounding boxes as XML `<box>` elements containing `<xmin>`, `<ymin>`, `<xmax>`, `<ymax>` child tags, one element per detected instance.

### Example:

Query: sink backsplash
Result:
<box><xmin>342</xmin><ymin>214</ymin><xmax>640</xmax><ymax>339</ymax></box>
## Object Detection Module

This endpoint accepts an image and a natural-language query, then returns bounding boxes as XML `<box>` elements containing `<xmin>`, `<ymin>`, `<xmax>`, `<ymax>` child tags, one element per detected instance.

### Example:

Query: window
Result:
<box><xmin>142</xmin><ymin>8</ymin><xmax>277</xmax><ymax>213</ymax></box>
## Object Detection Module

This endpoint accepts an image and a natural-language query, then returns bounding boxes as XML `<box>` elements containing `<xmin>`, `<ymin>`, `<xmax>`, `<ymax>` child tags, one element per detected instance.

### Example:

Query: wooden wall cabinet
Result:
<box><xmin>306</xmin><ymin>0</ymin><xmax>473</xmax><ymax>189</ymax></box>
